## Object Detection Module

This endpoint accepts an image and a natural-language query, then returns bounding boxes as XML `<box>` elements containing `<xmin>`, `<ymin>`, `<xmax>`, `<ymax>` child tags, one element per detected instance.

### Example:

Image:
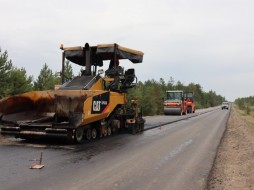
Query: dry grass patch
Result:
<box><xmin>234</xmin><ymin>104</ymin><xmax>254</xmax><ymax>132</ymax></box>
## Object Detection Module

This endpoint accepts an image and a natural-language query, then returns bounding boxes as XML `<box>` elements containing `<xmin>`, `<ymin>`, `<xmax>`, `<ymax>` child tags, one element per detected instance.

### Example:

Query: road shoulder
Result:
<box><xmin>207</xmin><ymin>107</ymin><xmax>254</xmax><ymax>189</ymax></box>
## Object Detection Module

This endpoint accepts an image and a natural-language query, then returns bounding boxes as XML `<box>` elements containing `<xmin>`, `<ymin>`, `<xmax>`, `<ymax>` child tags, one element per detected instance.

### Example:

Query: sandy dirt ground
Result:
<box><xmin>207</xmin><ymin>107</ymin><xmax>254</xmax><ymax>190</ymax></box>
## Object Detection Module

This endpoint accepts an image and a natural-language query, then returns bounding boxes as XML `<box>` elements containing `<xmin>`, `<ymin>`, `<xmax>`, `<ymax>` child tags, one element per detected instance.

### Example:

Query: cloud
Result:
<box><xmin>0</xmin><ymin>0</ymin><xmax>254</xmax><ymax>101</ymax></box>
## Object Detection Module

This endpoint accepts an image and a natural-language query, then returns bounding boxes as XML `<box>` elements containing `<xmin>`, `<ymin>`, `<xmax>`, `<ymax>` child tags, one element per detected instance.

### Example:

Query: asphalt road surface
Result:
<box><xmin>0</xmin><ymin>107</ymin><xmax>229</xmax><ymax>190</ymax></box>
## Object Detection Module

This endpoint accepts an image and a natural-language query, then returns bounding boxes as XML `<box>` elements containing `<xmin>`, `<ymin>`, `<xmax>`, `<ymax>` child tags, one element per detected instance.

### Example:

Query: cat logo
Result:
<box><xmin>91</xmin><ymin>92</ymin><xmax>110</xmax><ymax>114</ymax></box>
<box><xmin>93</xmin><ymin>101</ymin><xmax>101</xmax><ymax>111</ymax></box>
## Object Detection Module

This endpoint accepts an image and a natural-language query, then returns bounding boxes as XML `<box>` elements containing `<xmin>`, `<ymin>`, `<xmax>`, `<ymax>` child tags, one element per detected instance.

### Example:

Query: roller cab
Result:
<box><xmin>184</xmin><ymin>92</ymin><xmax>195</xmax><ymax>113</ymax></box>
<box><xmin>163</xmin><ymin>90</ymin><xmax>187</xmax><ymax>115</ymax></box>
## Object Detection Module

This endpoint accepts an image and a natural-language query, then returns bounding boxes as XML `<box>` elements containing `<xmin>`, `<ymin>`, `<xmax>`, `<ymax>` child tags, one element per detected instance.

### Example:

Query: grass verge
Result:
<box><xmin>234</xmin><ymin>104</ymin><xmax>254</xmax><ymax>132</ymax></box>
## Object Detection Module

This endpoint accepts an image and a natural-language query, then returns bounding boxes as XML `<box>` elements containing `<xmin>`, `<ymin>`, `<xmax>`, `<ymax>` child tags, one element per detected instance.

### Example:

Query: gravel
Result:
<box><xmin>207</xmin><ymin>107</ymin><xmax>254</xmax><ymax>190</ymax></box>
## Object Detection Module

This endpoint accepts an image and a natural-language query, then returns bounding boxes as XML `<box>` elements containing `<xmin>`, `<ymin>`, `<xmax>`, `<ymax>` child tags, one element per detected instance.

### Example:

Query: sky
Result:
<box><xmin>0</xmin><ymin>0</ymin><xmax>254</xmax><ymax>101</ymax></box>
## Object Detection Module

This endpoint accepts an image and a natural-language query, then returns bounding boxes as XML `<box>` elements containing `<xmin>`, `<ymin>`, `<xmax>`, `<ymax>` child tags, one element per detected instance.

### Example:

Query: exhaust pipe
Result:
<box><xmin>84</xmin><ymin>43</ymin><xmax>91</xmax><ymax>76</ymax></box>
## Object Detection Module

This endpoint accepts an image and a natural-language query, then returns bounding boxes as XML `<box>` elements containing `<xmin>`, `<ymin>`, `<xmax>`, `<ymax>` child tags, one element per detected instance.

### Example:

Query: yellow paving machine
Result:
<box><xmin>0</xmin><ymin>43</ymin><xmax>145</xmax><ymax>143</ymax></box>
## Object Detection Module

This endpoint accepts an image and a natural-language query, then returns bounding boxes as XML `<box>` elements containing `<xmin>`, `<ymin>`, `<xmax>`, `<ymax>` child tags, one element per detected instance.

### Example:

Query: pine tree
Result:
<box><xmin>34</xmin><ymin>63</ymin><xmax>55</xmax><ymax>90</ymax></box>
<box><xmin>5</xmin><ymin>67</ymin><xmax>33</xmax><ymax>95</ymax></box>
<box><xmin>54</xmin><ymin>60</ymin><xmax>74</xmax><ymax>85</ymax></box>
<box><xmin>0</xmin><ymin>49</ymin><xmax>13</xmax><ymax>98</ymax></box>
<box><xmin>64</xmin><ymin>60</ymin><xmax>74</xmax><ymax>81</ymax></box>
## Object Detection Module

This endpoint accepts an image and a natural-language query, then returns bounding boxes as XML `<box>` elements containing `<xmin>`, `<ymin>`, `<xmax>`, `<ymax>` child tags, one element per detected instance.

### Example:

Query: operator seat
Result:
<box><xmin>105</xmin><ymin>66</ymin><xmax>123</xmax><ymax>78</ymax></box>
<box><xmin>121</xmin><ymin>69</ymin><xmax>135</xmax><ymax>90</ymax></box>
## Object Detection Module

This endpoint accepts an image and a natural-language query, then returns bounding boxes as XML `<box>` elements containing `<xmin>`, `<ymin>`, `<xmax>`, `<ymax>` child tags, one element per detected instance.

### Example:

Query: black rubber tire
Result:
<box><xmin>103</xmin><ymin>127</ymin><xmax>108</xmax><ymax>137</ymax></box>
<box><xmin>74</xmin><ymin>127</ymin><xmax>84</xmax><ymax>143</ymax></box>
<box><xmin>107</xmin><ymin>126</ymin><xmax>112</xmax><ymax>136</ymax></box>
<box><xmin>91</xmin><ymin>128</ymin><xmax>97</xmax><ymax>139</ymax></box>
<box><xmin>184</xmin><ymin>109</ymin><xmax>187</xmax><ymax>115</ymax></box>
<box><xmin>86</xmin><ymin>128</ymin><xmax>92</xmax><ymax>141</ymax></box>
<box><xmin>112</xmin><ymin>127</ymin><xmax>119</xmax><ymax>134</ymax></box>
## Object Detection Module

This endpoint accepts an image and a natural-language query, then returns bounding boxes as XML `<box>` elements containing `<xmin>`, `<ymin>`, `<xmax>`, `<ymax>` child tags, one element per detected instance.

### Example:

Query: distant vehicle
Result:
<box><xmin>184</xmin><ymin>92</ymin><xmax>195</xmax><ymax>113</ymax></box>
<box><xmin>164</xmin><ymin>90</ymin><xmax>187</xmax><ymax>115</ymax></box>
<box><xmin>221</xmin><ymin>102</ymin><xmax>229</xmax><ymax>110</ymax></box>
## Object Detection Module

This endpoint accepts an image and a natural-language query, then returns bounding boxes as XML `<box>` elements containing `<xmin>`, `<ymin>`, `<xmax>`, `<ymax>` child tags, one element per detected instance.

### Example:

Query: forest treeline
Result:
<box><xmin>1</xmin><ymin>48</ymin><xmax>225</xmax><ymax>116</ymax></box>
<box><xmin>235</xmin><ymin>96</ymin><xmax>254</xmax><ymax>115</ymax></box>
<box><xmin>127</xmin><ymin>79</ymin><xmax>225</xmax><ymax>115</ymax></box>
<box><xmin>0</xmin><ymin>48</ymin><xmax>73</xmax><ymax>98</ymax></box>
